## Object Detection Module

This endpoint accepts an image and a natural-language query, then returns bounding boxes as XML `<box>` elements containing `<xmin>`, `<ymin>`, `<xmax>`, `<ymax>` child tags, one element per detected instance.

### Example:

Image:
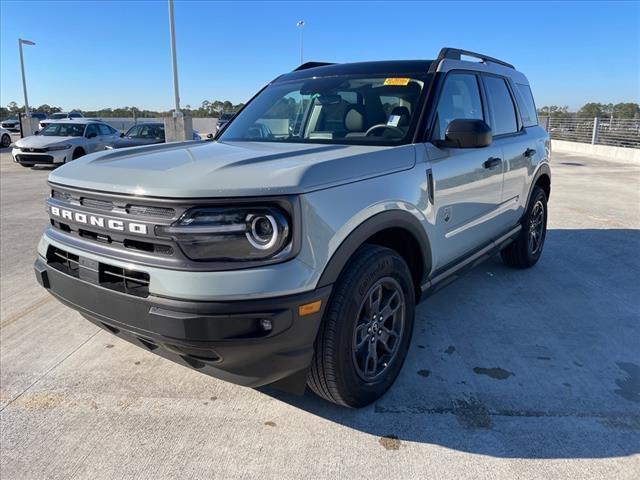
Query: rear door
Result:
<box><xmin>481</xmin><ymin>75</ymin><xmax>533</xmax><ymax>228</ymax></box>
<box><xmin>426</xmin><ymin>72</ymin><xmax>505</xmax><ymax>269</ymax></box>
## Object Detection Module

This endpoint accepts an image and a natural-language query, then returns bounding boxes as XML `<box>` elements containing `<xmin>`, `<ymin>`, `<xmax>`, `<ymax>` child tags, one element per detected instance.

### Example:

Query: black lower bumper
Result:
<box><xmin>34</xmin><ymin>257</ymin><xmax>331</xmax><ymax>391</ymax></box>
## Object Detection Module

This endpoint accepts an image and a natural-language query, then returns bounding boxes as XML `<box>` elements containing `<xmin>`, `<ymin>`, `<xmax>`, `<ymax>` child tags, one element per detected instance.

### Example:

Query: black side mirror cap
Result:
<box><xmin>120</xmin><ymin>132</ymin><xmax>125</xmax><ymax>137</ymax></box>
<box><xmin>441</xmin><ymin>119</ymin><xmax>492</xmax><ymax>148</ymax></box>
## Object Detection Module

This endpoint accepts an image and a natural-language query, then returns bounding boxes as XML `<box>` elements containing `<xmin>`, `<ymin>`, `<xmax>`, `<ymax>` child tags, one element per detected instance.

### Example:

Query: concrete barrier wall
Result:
<box><xmin>551</xmin><ymin>140</ymin><xmax>640</xmax><ymax>164</ymax></box>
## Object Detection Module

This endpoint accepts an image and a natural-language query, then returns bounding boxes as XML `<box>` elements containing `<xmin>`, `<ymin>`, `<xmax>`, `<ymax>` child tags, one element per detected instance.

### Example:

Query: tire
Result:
<box><xmin>72</xmin><ymin>148</ymin><xmax>85</xmax><ymax>160</ymax></box>
<box><xmin>308</xmin><ymin>244</ymin><xmax>415</xmax><ymax>407</ymax></box>
<box><xmin>501</xmin><ymin>186</ymin><xmax>548</xmax><ymax>268</ymax></box>
<box><xmin>1</xmin><ymin>134</ymin><xmax>10</xmax><ymax>148</ymax></box>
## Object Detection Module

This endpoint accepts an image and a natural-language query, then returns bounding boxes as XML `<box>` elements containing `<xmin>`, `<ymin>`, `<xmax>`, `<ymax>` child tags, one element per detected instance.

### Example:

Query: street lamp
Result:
<box><xmin>168</xmin><ymin>0</ymin><xmax>181</xmax><ymax>116</ymax></box>
<box><xmin>296</xmin><ymin>20</ymin><xmax>305</xmax><ymax>64</ymax></box>
<box><xmin>18</xmin><ymin>38</ymin><xmax>35</xmax><ymax>118</ymax></box>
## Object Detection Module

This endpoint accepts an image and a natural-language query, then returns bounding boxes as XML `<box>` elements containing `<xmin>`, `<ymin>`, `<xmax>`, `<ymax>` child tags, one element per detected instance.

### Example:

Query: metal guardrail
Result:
<box><xmin>540</xmin><ymin>117</ymin><xmax>640</xmax><ymax>149</ymax></box>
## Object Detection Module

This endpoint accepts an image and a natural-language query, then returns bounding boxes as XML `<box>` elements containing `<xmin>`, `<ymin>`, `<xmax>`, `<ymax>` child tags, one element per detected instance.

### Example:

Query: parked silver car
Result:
<box><xmin>13</xmin><ymin>119</ymin><xmax>120</xmax><ymax>167</ymax></box>
<box><xmin>35</xmin><ymin>48</ymin><xmax>550</xmax><ymax>407</ymax></box>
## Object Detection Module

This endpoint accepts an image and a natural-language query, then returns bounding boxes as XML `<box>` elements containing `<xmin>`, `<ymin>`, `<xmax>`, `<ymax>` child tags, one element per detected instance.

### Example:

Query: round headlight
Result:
<box><xmin>246</xmin><ymin>214</ymin><xmax>278</xmax><ymax>250</ymax></box>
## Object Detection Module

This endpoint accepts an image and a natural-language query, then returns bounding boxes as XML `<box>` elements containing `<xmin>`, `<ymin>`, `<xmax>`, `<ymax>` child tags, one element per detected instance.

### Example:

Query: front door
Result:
<box><xmin>425</xmin><ymin>72</ymin><xmax>505</xmax><ymax>271</ymax></box>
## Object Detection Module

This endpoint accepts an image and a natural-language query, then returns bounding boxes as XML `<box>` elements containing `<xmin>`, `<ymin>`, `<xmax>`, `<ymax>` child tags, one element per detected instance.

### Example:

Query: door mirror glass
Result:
<box><xmin>443</xmin><ymin>119</ymin><xmax>492</xmax><ymax>148</ymax></box>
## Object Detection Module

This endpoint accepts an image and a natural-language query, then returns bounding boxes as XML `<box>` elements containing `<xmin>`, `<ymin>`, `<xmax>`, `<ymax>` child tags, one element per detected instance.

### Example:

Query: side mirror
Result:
<box><xmin>34</xmin><ymin>130</ymin><xmax>40</xmax><ymax>135</ymax></box>
<box><xmin>86</xmin><ymin>132</ymin><xmax>97</xmax><ymax>139</ymax></box>
<box><xmin>442</xmin><ymin>119</ymin><xmax>492</xmax><ymax>148</ymax></box>
<box><xmin>206</xmin><ymin>133</ymin><xmax>214</xmax><ymax>140</ymax></box>
<box><xmin>120</xmin><ymin>132</ymin><xmax>125</xmax><ymax>137</ymax></box>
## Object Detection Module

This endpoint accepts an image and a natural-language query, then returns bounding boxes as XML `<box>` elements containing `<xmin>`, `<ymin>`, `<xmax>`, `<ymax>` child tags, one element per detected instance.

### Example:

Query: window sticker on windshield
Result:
<box><xmin>387</xmin><ymin>115</ymin><xmax>401</xmax><ymax>127</ymax></box>
<box><xmin>384</xmin><ymin>78</ymin><xmax>410</xmax><ymax>86</ymax></box>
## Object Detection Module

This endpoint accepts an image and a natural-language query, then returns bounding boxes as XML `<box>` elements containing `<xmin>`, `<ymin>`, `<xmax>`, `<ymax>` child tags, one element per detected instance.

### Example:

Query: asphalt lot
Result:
<box><xmin>1</xmin><ymin>137</ymin><xmax>639</xmax><ymax>479</ymax></box>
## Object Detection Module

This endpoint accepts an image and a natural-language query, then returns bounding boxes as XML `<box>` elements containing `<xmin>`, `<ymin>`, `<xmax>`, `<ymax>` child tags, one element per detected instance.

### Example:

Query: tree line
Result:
<box><xmin>2</xmin><ymin>100</ymin><xmax>638</xmax><ymax>120</ymax></box>
<box><xmin>537</xmin><ymin>102</ymin><xmax>639</xmax><ymax>119</ymax></box>
<box><xmin>1</xmin><ymin>100</ymin><xmax>245</xmax><ymax>120</ymax></box>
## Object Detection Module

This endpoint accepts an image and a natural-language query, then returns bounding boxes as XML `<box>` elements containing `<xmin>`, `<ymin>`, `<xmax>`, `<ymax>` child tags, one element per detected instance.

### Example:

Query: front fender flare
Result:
<box><xmin>316</xmin><ymin>209</ymin><xmax>432</xmax><ymax>289</ymax></box>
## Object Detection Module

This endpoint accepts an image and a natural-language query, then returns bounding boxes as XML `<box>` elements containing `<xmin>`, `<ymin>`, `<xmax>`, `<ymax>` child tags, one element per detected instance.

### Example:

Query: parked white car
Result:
<box><xmin>12</xmin><ymin>119</ymin><xmax>120</xmax><ymax>167</ymax></box>
<box><xmin>1</xmin><ymin>127</ymin><xmax>12</xmax><ymax>148</ymax></box>
<box><xmin>39</xmin><ymin>111</ymin><xmax>84</xmax><ymax>130</ymax></box>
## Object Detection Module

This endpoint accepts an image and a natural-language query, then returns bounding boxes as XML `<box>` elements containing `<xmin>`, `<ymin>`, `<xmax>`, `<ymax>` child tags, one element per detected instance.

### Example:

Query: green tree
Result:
<box><xmin>613</xmin><ymin>103</ymin><xmax>640</xmax><ymax>119</ymax></box>
<box><xmin>577</xmin><ymin>102</ymin><xmax>604</xmax><ymax>118</ymax></box>
<box><xmin>537</xmin><ymin>105</ymin><xmax>571</xmax><ymax>118</ymax></box>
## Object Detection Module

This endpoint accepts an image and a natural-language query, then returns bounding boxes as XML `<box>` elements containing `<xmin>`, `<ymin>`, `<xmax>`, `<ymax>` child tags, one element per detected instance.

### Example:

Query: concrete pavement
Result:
<box><xmin>1</xmin><ymin>143</ymin><xmax>639</xmax><ymax>479</ymax></box>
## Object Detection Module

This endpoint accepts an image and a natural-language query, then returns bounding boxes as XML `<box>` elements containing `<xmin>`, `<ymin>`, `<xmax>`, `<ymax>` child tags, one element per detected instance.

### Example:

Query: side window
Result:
<box><xmin>85</xmin><ymin>124</ymin><xmax>99</xmax><ymax>137</ymax></box>
<box><xmin>127</xmin><ymin>125</ymin><xmax>141</xmax><ymax>137</ymax></box>
<box><xmin>514</xmin><ymin>84</ymin><xmax>538</xmax><ymax>127</ymax></box>
<box><xmin>433</xmin><ymin>73</ymin><xmax>483</xmax><ymax>141</ymax></box>
<box><xmin>484</xmin><ymin>76</ymin><xmax>518</xmax><ymax>135</ymax></box>
<box><xmin>98</xmin><ymin>124</ymin><xmax>112</xmax><ymax>135</ymax></box>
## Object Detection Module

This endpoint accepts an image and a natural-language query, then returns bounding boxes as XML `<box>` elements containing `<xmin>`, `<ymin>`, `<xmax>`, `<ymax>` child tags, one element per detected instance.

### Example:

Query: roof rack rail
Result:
<box><xmin>431</xmin><ymin>48</ymin><xmax>515</xmax><ymax>71</ymax></box>
<box><xmin>293</xmin><ymin>61</ymin><xmax>336</xmax><ymax>72</ymax></box>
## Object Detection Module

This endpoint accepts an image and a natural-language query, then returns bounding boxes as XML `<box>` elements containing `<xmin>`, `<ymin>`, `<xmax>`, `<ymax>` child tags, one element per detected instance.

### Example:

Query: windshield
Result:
<box><xmin>219</xmin><ymin>74</ymin><xmax>427</xmax><ymax>145</ymax></box>
<box><xmin>50</xmin><ymin>113</ymin><xmax>67</xmax><ymax>120</ymax></box>
<box><xmin>41</xmin><ymin>123</ymin><xmax>85</xmax><ymax>137</ymax></box>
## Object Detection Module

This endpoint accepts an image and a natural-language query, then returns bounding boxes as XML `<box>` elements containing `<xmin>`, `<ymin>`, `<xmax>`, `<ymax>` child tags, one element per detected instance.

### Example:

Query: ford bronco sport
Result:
<box><xmin>34</xmin><ymin>48</ymin><xmax>550</xmax><ymax>407</ymax></box>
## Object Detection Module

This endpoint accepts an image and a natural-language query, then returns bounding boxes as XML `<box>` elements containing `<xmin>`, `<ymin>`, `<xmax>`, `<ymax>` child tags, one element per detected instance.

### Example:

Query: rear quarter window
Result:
<box><xmin>514</xmin><ymin>84</ymin><xmax>538</xmax><ymax>127</ymax></box>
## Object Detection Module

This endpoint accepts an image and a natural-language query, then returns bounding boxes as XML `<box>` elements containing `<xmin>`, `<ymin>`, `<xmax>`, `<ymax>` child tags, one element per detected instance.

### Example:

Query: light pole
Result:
<box><xmin>18</xmin><ymin>38</ymin><xmax>35</xmax><ymax>118</ymax></box>
<box><xmin>296</xmin><ymin>20</ymin><xmax>305</xmax><ymax>64</ymax></box>
<box><xmin>168</xmin><ymin>0</ymin><xmax>181</xmax><ymax>117</ymax></box>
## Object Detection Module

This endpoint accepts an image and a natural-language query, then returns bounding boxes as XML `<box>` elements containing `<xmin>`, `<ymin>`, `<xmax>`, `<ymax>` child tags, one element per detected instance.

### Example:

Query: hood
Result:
<box><xmin>15</xmin><ymin>135</ymin><xmax>78</xmax><ymax>149</ymax></box>
<box><xmin>48</xmin><ymin>140</ymin><xmax>416</xmax><ymax>198</ymax></box>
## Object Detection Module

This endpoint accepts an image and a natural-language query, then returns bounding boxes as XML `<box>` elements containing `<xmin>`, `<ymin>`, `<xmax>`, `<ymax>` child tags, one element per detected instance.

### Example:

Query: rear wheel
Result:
<box><xmin>501</xmin><ymin>185</ymin><xmax>547</xmax><ymax>268</ymax></box>
<box><xmin>72</xmin><ymin>148</ymin><xmax>85</xmax><ymax>160</ymax></box>
<box><xmin>1</xmin><ymin>133</ymin><xmax>10</xmax><ymax>148</ymax></box>
<box><xmin>308</xmin><ymin>245</ymin><xmax>415</xmax><ymax>407</ymax></box>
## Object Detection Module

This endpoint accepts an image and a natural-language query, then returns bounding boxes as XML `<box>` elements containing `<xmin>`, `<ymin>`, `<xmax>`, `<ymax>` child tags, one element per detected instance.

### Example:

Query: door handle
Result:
<box><xmin>524</xmin><ymin>148</ymin><xmax>536</xmax><ymax>158</ymax></box>
<box><xmin>483</xmin><ymin>157</ymin><xmax>501</xmax><ymax>169</ymax></box>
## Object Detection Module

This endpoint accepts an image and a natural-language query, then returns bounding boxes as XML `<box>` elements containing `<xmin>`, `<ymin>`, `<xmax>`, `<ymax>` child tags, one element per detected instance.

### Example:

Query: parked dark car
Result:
<box><xmin>107</xmin><ymin>123</ymin><xmax>166</xmax><ymax>149</ymax></box>
<box><xmin>106</xmin><ymin>122</ymin><xmax>201</xmax><ymax>149</ymax></box>
<box><xmin>215</xmin><ymin>112</ymin><xmax>234</xmax><ymax>133</ymax></box>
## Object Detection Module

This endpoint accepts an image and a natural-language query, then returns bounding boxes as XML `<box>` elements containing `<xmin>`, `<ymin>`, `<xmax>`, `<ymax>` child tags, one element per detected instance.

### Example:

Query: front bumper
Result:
<box><xmin>34</xmin><ymin>256</ymin><xmax>331</xmax><ymax>390</ymax></box>
<box><xmin>13</xmin><ymin>148</ymin><xmax>69</xmax><ymax>166</ymax></box>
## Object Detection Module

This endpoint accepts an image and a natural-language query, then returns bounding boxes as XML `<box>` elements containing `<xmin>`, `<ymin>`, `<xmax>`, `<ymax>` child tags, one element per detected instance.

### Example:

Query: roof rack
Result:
<box><xmin>293</xmin><ymin>61</ymin><xmax>336</xmax><ymax>72</ymax></box>
<box><xmin>431</xmin><ymin>48</ymin><xmax>515</xmax><ymax>71</ymax></box>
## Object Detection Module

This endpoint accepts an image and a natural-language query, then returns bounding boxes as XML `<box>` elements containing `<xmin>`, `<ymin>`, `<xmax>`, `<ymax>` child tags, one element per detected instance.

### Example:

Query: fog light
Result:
<box><xmin>260</xmin><ymin>318</ymin><xmax>273</xmax><ymax>332</ymax></box>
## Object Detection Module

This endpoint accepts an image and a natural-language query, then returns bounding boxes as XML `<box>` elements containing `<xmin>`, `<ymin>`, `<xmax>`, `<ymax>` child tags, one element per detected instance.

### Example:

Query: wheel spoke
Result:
<box><xmin>379</xmin><ymin>290</ymin><xmax>400</xmax><ymax>320</ymax></box>
<box><xmin>367</xmin><ymin>284</ymin><xmax>383</xmax><ymax>315</ymax></box>
<box><xmin>365</xmin><ymin>341</ymin><xmax>378</xmax><ymax>376</ymax></box>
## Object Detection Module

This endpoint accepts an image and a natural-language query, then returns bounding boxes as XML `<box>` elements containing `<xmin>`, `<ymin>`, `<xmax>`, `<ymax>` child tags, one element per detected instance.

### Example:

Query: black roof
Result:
<box><xmin>278</xmin><ymin>60</ymin><xmax>434</xmax><ymax>82</ymax></box>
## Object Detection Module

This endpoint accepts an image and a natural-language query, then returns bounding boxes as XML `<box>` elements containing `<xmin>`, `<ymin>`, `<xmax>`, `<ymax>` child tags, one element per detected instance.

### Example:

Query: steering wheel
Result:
<box><xmin>365</xmin><ymin>124</ymin><xmax>405</xmax><ymax>138</ymax></box>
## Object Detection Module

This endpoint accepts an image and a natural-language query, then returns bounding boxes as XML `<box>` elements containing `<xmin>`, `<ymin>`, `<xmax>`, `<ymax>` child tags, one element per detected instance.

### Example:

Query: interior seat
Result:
<box><xmin>344</xmin><ymin>105</ymin><xmax>366</xmax><ymax>137</ymax></box>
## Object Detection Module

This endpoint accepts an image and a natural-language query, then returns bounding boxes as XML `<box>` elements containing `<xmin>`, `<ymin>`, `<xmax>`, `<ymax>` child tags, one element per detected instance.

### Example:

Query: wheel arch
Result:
<box><xmin>316</xmin><ymin>210</ymin><xmax>432</xmax><ymax>301</ymax></box>
<box><xmin>528</xmin><ymin>163</ymin><xmax>551</xmax><ymax>206</ymax></box>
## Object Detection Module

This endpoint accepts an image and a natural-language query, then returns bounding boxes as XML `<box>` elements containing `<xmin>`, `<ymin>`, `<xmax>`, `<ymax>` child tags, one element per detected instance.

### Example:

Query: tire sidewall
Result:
<box><xmin>524</xmin><ymin>187</ymin><xmax>548</xmax><ymax>263</ymax></box>
<box><xmin>333</xmin><ymin>250</ymin><xmax>415</xmax><ymax>405</ymax></box>
<box><xmin>1</xmin><ymin>134</ymin><xmax>9</xmax><ymax>147</ymax></box>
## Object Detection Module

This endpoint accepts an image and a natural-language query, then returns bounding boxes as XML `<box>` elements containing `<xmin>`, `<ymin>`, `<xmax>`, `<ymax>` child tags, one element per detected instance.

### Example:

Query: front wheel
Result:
<box><xmin>501</xmin><ymin>186</ymin><xmax>548</xmax><ymax>268</ymax></box>
<box><xmin>308</xmin><ymin>245</ymin><xmax>415</xmax><ymax>407</ymax></box>
<box><xmin>1</xmin><ymin>133</ymin><xmax>11</xmax><ymax>148</ymax></box>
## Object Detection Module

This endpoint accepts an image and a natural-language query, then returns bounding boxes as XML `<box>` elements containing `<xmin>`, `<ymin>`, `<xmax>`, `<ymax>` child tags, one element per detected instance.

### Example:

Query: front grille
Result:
<box><xmin>21</xmin><ymin>147</ymin><xmax>47</xmax><ymax>153</ymax></box>
<box><xmin>80</xmin><ymin>197</ymin><xmax>113</xmax><ymax>211</ymax></box>
<box><xmin>46</xmin><ymin>245</ymin><xmax>150</xmax><ymax>298</ymax></box>
<box><xmin>99</xmin><ymin>264</ymin><xmax>150</xmax><ymax>297</ymax></box>
<box><xmin>47</xmin><ymin>246</ymin><xmax>80</xmax><ymax>278</ymax></box>
<box><xmin>16</xmin><ymin>154</ymin><xmax>53</xmax><ymax>163</ymax></box>
<box><xmin>127</xmin><ymin>204</ymin><xmax>176</xmax><ymax>218</ymax></box>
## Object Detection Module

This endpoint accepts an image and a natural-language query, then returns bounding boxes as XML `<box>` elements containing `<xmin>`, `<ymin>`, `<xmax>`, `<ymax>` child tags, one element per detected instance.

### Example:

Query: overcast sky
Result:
<box><xmin>1</xmin><ymin>0</ymin><xmax>638</xmax><ymax>111</ymax></box>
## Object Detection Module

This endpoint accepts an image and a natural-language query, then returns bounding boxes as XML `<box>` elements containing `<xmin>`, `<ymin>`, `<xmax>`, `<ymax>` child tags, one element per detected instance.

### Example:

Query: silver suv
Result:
<box><xmin>34</xmin><ymin>48</ymin><xmax>550</xmax><ymax>407</ymax></box>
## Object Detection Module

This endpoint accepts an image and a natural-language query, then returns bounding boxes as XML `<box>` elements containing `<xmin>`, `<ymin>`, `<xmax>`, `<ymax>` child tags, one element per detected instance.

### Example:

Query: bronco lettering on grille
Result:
<box><xmin>50</xmin><ymin>206</ymin><xmax>148</xmax><ymax>235</ymax></box>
